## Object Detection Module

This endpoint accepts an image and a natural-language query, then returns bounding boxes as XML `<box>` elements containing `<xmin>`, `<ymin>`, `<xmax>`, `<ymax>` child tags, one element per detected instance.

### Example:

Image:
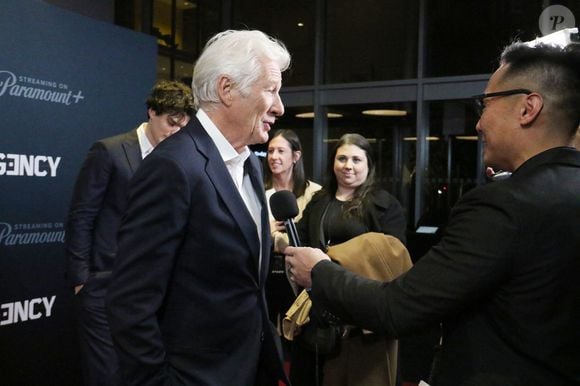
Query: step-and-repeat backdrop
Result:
<box><xmin>0</xmin><ymin>0</ymin><xmax>157</xmax><ymax>383</ymax></box>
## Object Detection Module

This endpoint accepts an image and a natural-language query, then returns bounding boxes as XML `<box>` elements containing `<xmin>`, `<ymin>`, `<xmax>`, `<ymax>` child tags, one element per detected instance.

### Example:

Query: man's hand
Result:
<box><xmin>284</xmin><ymin>246</ymin><xmax>331</xmax><ymax>288</ymax></box>
<box><xmin>74</xmin><ymin>284</ymin><xmax>84</xmax><ymax>295</ymax></box>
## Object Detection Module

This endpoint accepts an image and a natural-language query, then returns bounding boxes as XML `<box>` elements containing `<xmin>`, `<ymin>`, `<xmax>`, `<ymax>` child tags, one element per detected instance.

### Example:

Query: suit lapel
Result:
<box><xmin>245</xmin><ymin>155</ymin><xmax>272</xmax><ymax>283</ymax></box>
<box><xmin>121</xmin><ymin>129</ymin><xmax>142</xmax><ymax>172</ymax></box>
<box><xmin>186</xmin><ymin>119</ymin><xmax>262</xmax><ymax>269</ymax></box>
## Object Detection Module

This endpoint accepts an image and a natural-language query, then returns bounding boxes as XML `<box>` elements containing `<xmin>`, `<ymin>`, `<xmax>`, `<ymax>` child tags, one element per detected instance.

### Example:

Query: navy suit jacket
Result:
<box><xmin>65</xmin><ymin>129</ymin><xmax>142</xmax><ymax>286</ymax></box>
<box><xmin>106</xmin><ymin>117</ymin><xmax>287</xmax><ymax>386</ymax></box>
<box><xmin>311</xmin><ymin>147</ymin><xmax>580</xmax><ymax>386</ymax></box>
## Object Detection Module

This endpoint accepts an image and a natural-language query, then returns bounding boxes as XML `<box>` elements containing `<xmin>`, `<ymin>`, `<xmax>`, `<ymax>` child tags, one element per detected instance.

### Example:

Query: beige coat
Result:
<box><xmin>283</xmin><ymin>232</ymin><xmax>412</xmax><ymax>386</ymax></box>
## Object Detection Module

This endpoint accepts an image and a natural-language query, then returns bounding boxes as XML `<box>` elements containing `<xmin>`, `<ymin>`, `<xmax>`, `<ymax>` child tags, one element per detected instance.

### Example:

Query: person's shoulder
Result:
<box><xmin>155</xmin><ymin>127</ymin><xmax>194</xmax><ymax>154</ymax></box>
<box><xmin>454</xmin><ymin>181</ymin><xmax>516</xmax><ymax>212</ymax></box>
<box><xmin>369</xmin><ymin>188</ymin><xmax>400</xmax><ymax>207</ymax></box>
<box><xmin>307</xmin><ymin>180</ymin><xmax>322</xmax><ymax>190</ymax></box>
<box><xmin>308</xmin><ymin>188</ymin><xmax>328</xmax><ymax>205</ymax></box>
<box><xmin>265</xmin><ymin>187</ymin><xmax>275</xmax><ymax>199</ymax></box>
<box><xmin>145</xmin><ymin>129</ymin><xmax>203</xmax><ymax>174</ymax></box>
<box><xmin>299</xmin><ymin>181</ymin><xmax>323</xmax><ymax>206</ymax></box>
<box><xmin>95</xmin><ymin>128</ymin><xmax>137</xmax><ymax>149</ymax></box>
<box><xmin>305</xmin><ymin>180</ymin><xmax>322</xmax><ymax>195</ymax></box>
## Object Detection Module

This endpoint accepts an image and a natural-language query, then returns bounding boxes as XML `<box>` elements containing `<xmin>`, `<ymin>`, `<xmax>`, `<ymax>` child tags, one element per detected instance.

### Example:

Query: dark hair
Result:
<box><xmin>146</xmin><ymin>80</ymin><xmax>195</xmax><ymax>117</ymax></box>
<box><xmin>264</xmin><ymin>129</ymin><xmax>309</xmax><ymax>198</ymax></box>
<box><xmin>499</xmin><ymin>42</ymin><xmax>580</xmax><ymax>136</ymax></box>
<box><xmin>322</xmin><ymin>133</ymin><xmax>377</xmax><ymax>219</ymax></box>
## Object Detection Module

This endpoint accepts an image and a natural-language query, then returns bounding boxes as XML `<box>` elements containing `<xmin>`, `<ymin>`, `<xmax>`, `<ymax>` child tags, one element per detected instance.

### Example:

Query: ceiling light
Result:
<box><xmin>295</xmin><ymin>112</ymin><xmax>343</xmax><ymax>118</ymax></box>
<box><xmin>182</xmin><ymin>1</ymin><xmax>197</xmax><ymax>8</ymax></box>
<box><xmin>455</xmin><ymin>136</ymin><xmax>479</xmax><ymax>141</ymax></box>
<box><xmin>362</xmin><ymin>109</ymin><xmax>407</xmax><ymax>117</ymax></box>
<box><xmin>403</xmin><ymin>136</ymin><xmax>440</xmax><ymax>141</ymax></box>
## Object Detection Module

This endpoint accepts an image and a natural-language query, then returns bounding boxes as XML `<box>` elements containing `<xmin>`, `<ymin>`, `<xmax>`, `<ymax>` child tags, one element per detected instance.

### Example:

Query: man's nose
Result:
<box><xmin>271</xmin><ymin>93</ymin><xmax>284</xmax><ymax>117</ymax></box>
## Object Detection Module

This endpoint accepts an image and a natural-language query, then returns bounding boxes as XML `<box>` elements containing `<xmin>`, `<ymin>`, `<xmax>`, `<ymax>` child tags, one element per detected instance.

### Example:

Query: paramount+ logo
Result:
<box><xmin>0</xmin><ymin>222</ymin><xmax>65</xmax><ymax>247</ymax></box>
<box><xmin>0</xmin><ymin>152</ymin><xmax>61</xmax><ymax>178</ymax></box>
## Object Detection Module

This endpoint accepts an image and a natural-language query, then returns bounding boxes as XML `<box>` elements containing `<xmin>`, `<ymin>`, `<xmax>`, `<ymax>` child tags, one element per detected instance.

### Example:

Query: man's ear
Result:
<box><xmin>520</xmin><ymin>93</ymin><xmax>543</xmax><ymax>126</ymax></box>
<box><xmin>217</xmin><ymin>75</ymin><xmax>233</xmax><ymax>106</ymax></box>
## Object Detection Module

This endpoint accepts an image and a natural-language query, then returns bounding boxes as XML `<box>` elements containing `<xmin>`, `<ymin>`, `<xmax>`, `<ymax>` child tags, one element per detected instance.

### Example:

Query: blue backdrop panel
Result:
<box><xmin>0</xmin><ymin>0</ymin><xmax>157</xmax><ymax>384</ymax></box>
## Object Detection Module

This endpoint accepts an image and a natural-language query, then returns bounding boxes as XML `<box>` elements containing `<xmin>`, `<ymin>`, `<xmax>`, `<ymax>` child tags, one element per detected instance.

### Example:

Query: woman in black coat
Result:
<box><xmin>290</xmin><ymin>133</ymin><xmax>406</xmax><ymax>386</ymax></box>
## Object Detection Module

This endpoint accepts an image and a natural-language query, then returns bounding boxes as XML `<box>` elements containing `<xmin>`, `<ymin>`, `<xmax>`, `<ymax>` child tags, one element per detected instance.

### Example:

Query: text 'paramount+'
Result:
<box><xmin>0</xmin><ymin>222</ymin><xmax>65</xmax><ymax>246</ymax></box>
<box><xmin>0</xmin><ymin>70</ymin><xmax>84</xmax><ymax>106</ymax></box>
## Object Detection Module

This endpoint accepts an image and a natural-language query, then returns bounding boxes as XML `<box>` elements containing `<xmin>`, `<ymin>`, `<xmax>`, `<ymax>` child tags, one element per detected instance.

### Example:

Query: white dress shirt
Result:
<box><xmin>136</xmin><ymin>122</ymin><xmax>154</xmax><ymax>159</ymax></box>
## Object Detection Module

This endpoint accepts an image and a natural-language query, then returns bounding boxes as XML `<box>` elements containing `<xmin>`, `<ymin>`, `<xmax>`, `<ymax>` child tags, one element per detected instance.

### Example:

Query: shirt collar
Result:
<box><xmin>196</xmin><ymin>109</ymin><xmax>250</xmax><ymax>164</ymax></box>
<box><xmin>136</xmin><ymin>122</ymin><xmax>154</xmax><ymax>158</ymax></box>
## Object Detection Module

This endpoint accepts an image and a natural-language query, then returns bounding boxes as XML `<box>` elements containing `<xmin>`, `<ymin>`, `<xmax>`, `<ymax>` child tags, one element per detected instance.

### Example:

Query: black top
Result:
<box><xmin>297</xmin><ymin>188</ymin><xmax>407</xmax><ymax>250</ymax></box>
<box><xmin>322</xmin><ymin>198</ymin><xmax>368</xmax><ymax>247</ymax></box>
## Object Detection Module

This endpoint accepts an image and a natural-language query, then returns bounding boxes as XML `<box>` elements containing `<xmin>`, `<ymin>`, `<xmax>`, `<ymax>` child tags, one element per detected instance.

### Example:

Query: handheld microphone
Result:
<box><xmin>269</xmin><ymin>190</ymin><xmax>301</xmax><ymax>247</ymax></box>
<box><xmin>269</xmin><ymin>190</ymin><xmax>302</xmax><ymax>295</ymax></box>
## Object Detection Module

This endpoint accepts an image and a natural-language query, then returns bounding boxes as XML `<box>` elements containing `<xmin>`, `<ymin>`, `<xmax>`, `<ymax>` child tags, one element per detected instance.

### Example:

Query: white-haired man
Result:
<box><xmin>107</xmin><ymin>30</ymin><xmax>291</xmax><ymax>386</ymax></box>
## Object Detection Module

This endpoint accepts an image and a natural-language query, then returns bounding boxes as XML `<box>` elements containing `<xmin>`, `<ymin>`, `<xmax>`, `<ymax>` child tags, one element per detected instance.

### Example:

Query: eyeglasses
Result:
<box><xmin>471</xmin><ymin>89</ymin><xmax>532</xmax><ymax>116</ymax></box>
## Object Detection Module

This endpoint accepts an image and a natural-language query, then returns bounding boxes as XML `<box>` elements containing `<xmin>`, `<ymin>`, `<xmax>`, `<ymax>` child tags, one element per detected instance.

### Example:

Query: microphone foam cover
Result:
<box><xmin>269</xmin><ymin>190</ymin><xmax>299</xmax><ymax>220</ymax></box>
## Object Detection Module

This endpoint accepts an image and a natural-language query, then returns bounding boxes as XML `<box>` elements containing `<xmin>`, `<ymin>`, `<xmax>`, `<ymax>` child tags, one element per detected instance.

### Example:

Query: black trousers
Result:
<box><xmin>74</xmin><ymin>274</ymin><xmax>122</xmax><ymax>386</ymax></box>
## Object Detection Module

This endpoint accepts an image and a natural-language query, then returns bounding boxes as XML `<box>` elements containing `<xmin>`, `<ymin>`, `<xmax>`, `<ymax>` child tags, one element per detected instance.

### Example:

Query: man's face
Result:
<box><xmin>147</xmin><ymin>110</ymin><xmax>190</xmax><ymax>146</ymax></box>
<box><xmin>229</xmin><ymin>60</ymin><xmax>284</xmax><ymax>149</ymax></box>
<box><xmin>475</xmin><ymin>64</ymin><xmax>527</xmax><ymax>171</ymax></box>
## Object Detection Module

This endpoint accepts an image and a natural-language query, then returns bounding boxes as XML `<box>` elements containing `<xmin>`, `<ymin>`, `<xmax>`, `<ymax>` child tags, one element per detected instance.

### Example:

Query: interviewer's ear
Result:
<box><xmin>520</xmin><ymin>92</ymin><xmax>543</xmax><ymax>126</ymax></box>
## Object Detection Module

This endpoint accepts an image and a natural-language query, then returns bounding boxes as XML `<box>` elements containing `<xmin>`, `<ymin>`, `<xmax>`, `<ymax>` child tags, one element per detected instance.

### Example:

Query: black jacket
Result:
<box><xmin>65</xmin><ymin>129</ymin><xmax>142</xmax><ymax>286</ymax></box>
<box><xmin>106</xmin><ymin>117</ymin><xmax>287</xmax><ymax>386</ymax></box>
<box><xmin>311</xmin><ymin>147</ymin><xmax>580</xmax><ymax>386</ymax></box>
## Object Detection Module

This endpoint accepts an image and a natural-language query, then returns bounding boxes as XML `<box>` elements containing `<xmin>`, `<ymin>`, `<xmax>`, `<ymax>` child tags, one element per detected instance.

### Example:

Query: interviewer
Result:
<box><xmin>285</xmin><ymin>40</ymin><xmax>580</xmax><ymax>386</ymax></box>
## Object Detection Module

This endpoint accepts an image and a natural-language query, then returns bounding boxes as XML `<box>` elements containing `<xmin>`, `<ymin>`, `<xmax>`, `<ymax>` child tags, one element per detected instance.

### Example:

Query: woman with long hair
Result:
<box><xmin>264</xmin><ymin>129</ymin><xmax>322</xmax><ymax>364</ymax></box>
<box><xmin>291</xmin><ymin>133</ymin><xmax>406</xmax><ymax>386</ymax></box>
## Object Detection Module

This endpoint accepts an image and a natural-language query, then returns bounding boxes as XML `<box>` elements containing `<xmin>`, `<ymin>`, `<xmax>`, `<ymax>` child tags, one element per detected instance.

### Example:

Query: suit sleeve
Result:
<box><xmin>106</xmin><ymin>154</ymin><xmax>191</xmax><ymax>386</ymax></box>
<box><xmin>310</xmin><ymin>186</ymin><xmax>519</xmax><ymax>336</ymax></box>
<box><xmin>65</xmin><ymin>141</ymin><xmax>113</xmax><ymax>286</ymax></box>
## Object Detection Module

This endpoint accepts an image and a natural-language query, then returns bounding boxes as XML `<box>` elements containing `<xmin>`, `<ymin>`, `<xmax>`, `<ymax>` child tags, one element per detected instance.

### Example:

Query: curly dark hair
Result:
<box><xmin>145</xmin><ymin>80</ymin><xmax>195</xmax><ymax>117</ymax></box>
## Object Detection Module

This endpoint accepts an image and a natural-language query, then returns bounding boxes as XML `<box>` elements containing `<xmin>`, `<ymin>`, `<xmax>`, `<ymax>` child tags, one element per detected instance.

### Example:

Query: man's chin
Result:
<box><xmin>254</xmin><ymin>132</ymin><xmax>269</xmax><ymax>144</ymax></box>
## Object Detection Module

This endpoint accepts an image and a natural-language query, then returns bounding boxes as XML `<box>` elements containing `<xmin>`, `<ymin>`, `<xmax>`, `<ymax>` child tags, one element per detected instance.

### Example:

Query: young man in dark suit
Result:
<box><xmin>286</xmin><ymin>42</ymin><xmax>580</xmax><ymax>385</ymax></box>
<box><xmin>65</xmin><ymin>80</ymin><xmax>193</xmax><ymax>386</ymax></box>
<box><xmin>106</xmin><ymin>30</ymin><xmax>291</xmax><ymax>386</ymax></box>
